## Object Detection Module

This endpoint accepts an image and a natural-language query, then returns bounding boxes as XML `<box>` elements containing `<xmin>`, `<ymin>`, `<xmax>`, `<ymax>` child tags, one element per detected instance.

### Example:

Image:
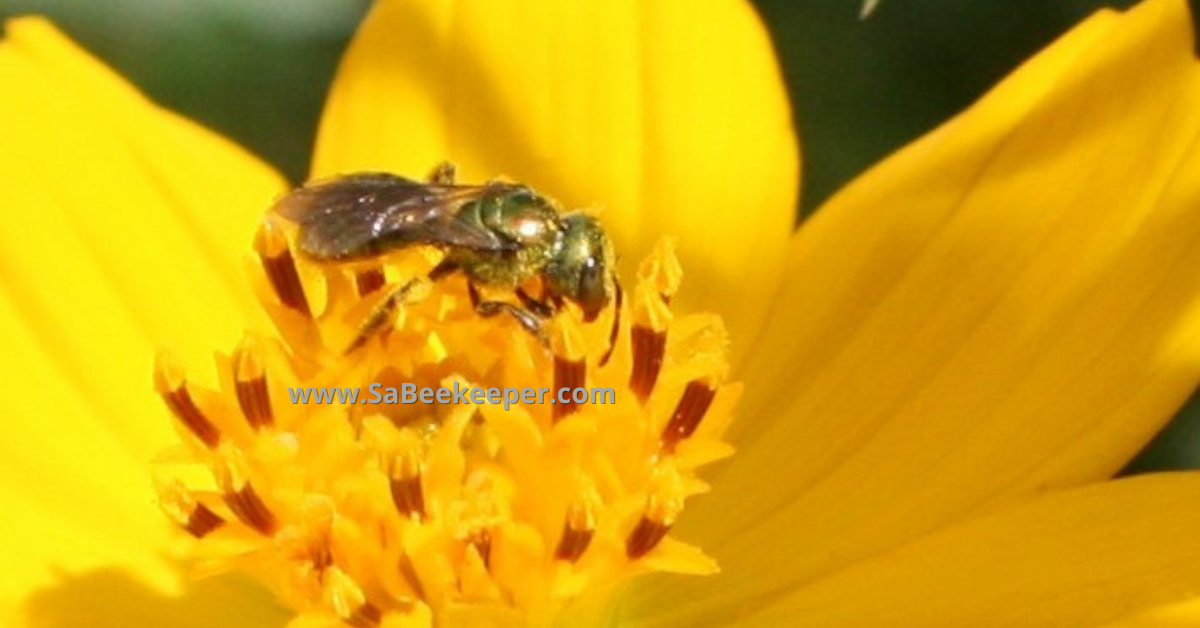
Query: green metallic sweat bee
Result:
<box><xmin>273</xmin><ymin>164</ymin><xmax>621</xmax><ymax>354</ymax></box>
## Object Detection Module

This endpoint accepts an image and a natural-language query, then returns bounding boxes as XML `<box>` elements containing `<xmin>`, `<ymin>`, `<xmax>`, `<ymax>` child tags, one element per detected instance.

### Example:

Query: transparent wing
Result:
<box><xmin>273</xmin><ymin>172</ymin><xmax>517</xmax><ymax>260</ymax></box>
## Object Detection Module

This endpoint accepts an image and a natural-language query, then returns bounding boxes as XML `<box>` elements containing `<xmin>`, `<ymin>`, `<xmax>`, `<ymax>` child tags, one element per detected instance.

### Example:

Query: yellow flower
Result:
<box><xmin>1</xmin><ymin>0</ymin><xmax>1199</xmax><ymax>626</ymax></box>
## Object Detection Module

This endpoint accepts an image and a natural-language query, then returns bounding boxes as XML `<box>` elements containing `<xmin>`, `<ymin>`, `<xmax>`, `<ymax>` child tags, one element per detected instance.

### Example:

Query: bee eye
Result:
<box><xmin>577</xmin><ymin>257</ymin><xmax>606</xmax><ymax>322</ymax></box>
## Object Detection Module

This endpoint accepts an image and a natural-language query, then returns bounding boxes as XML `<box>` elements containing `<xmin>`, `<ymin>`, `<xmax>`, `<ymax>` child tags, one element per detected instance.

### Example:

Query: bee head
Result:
<box><xmin>547</xmin><ymin>214</ymin><xmax>615</xmax><ymax>322</ymax></box>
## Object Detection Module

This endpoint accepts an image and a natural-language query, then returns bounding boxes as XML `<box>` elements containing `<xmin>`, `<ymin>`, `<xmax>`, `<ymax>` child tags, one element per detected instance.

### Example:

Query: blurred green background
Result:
<box><xmin>0</xmin><ymin>0</ymin><xmax>1195</xmax><ymax>471</ymax></box>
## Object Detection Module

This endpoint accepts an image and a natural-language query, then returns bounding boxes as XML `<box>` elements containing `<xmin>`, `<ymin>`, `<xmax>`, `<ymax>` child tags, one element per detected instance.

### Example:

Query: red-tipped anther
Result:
<box><xmin>256</xmin><ymin>221</ymin><xmax>311</xmax><ymax>316</ymax></box>
<box><xmin>224</xmin><ymin>482</ymin><xmax>278</xmax><ymax>535</ymax></box>
<box><xmin>398</xmin><ymin>554</ymin><xmax>427</xmax><ymax>600</ymax></box>
<box><xmin>234</xmin><ymin>341</ymin><xmax>273</xmax><ymax>429</ymax></box>
<box><xmin>553</xmin><ymin>357</ymin><xmax>586</xmax><ymax>422</ymax></box>
<box><xmin>629</xmin><ymin>325</ymin><xmax>667</xmax><ymax>403</ymax></box>
<box><xmin>660</xmin><ymin>381</ymin><xmax>717</xmax><ymax>453</ymax></box>
<box><xmin>625</xmin><ymin>514</ymin><xmax>671</xmax><ymax>560</ymax></box>
<box><xmin>554</xmin><ymin>502</ymin><xmax>596</xmax><ymax>563</ymax></box>
<box><xmin>345</xmin><ymin>603</ymin><xmax>383</xmax><ymax>628</ymax></box>
<box><xmin>389</xmin><ymin>453</ymin><xmax>425</xmax><ymax>520</ymax></box>
<box><xmin>183</xmin><ymin>502</ymin><xmax>225</xmax><ymax>538</ymax></box>
<box><xmin>356</xmin><ymin>267</ymin><xmax>386</xmax><ymax>297</ymax></box>
<box><xmin>157</xmin><ymin>357</ymin><xmax>221</xmax><ymax>448</ymax></box>
<box><xmin>470</xmin><ymin>529</ymin><xmax>493</xmax><ymax>569</ymax></box>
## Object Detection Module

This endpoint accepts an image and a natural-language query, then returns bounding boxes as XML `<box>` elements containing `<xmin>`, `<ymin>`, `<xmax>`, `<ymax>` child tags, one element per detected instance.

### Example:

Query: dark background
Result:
<box><xmin>0</xmin><ymin>0</ymin><xmax>1195</xmax><ymax>471</ymax></box>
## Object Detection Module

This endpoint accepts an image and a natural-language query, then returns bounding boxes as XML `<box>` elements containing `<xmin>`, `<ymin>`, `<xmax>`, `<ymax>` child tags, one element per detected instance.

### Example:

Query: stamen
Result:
<box><xmin>625</xmin><ymin>497</ymin><xmax>678</xmax><ymax>560</ymax></box>
<box><xmin>629</xmin><ymin>326</ymin><xmax>667</xmax><ymax>403</ymax></box>
<box><xmin>155</xmin><ymin>353</ymin><xmax>220</xmax><ymax>448</ymax></box>
<box><xmin>234</xmin><ymin>338</ymin><xmax>273</xmax><ymax>429</ymax></box>
<box><xmin>398</xmin><ymin>554</ymin><xmax>426</xmax><ymax>600</ymax></box>
<box><xmin>185</xmin><ymin>503</ymin><xmax>226</xmax><ymax>538</ymax></box>
<box><xmin>389</xmin><ymin>451</ymin><xmax>425</xmax><ymax>521</ymax></box>
<box><xmin>159</xmin><ymin>481</ymin><xmax>226</xmax><ymax>538</ymax></box>
<box><xmin>660</xmin><ymin>380</ymin><xmax>718</xmax><ymax>454</ymax></box>
<box><xmin>554</xmin><ymin>501</ymin><xmax>596</xmax><ymax>563</ymax></box>
<box><xmin>355</xmin><ymin>266</ymin><xmax>386</xmax><ymax>297</ymax></box>
<box><xmin>224</xmin><ymin>481</ymin><xmax>278</xmax><ymax>535</ymax></box>
<box><xmin>256</xmin><ymin>220</ymin><xmax>311</xmax><ymax>317</ymax></box>
<box><xmin>346</xmin><ymin>603</ymin><xmax>384</xmax><ymax>628</ymax></box>
<box><xmin>154</xmin><ymin>233</ymin><xmax>732</xmax><ymax>626</ymax></box>
<box><xmin>325</xmin><ymin>568</ymin><xmax>374</xmax><ymax>627</ymax></box>
<box><xmin>629</xmin><ymin>255</ymin><xmax>673</xmax><ymax>402</ymax></box>
<box><xmin>640</xmin><ymin>238</ymin><xmax>682</xmax><ymax>300</ymax></box>
<box><xmin>627</xmin><ymin>473</ymin><xmax>683</xmax><ymax>560</ymax></box>
<box><xmin>470</xmin><ymin>529</ymin><xmax>493</xmax><ymax>569</ymax></box>
<box><xmin>553</xmin><ymin>357</ymin><xmax>586</xmax><ymax>422</ymax></box>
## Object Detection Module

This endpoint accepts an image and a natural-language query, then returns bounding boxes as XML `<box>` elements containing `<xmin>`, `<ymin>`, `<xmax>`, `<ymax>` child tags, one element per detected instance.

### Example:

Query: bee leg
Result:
<box><xmin>469</xmin><ymin>283</ymin><xmax>549</xmax><ymax>348</ymax></box>
<box><xmin>427</xmin><ymin>162</ymin><xmax>457</xmax><ymax>185</ymax></box>
<box><xmin>345</xmin><ymin>260</ymin><xmax>459</xmax><ymax>354</ymax></box>
<box><xmin>345</xmin><ymin>277</ymin><xmax>424</xmax><ymax>354</ymax></box>
<box><xmin>516</xmin><ymin>288</ymin><xmax>555</xmax><ymax>318</ymax></box>
<box><xmin>428</xmin><ymin>259</ymin><xmax>459</xmax><ymax>281</ymax></box>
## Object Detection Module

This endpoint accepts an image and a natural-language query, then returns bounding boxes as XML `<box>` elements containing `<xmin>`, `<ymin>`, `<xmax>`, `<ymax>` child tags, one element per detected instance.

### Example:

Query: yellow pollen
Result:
<box><xmin>154</xmin><ymin>230</ymin><xmax>738</xmax><ymax>627</ymax></box>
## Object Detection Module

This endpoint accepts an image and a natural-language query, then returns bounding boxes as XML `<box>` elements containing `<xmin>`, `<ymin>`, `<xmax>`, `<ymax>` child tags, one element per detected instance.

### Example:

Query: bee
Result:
<box><xmin>272</xmin><ymin>164</ymin><xmax>621</xmax><ymax>357</ymax></box>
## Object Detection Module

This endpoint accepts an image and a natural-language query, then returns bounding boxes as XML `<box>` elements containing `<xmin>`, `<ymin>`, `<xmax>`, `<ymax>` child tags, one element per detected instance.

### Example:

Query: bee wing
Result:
<box><xmin>273</xmin><ymin>172</ymin><xmax>514</xmax><ymax>260</ymax></box>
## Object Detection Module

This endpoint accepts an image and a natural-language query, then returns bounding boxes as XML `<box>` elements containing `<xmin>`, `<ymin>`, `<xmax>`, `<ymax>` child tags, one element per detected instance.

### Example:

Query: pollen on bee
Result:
<box><xmin>153</xmin><ymin>231</ymin><xmax>734</xmax><ymax>627</ymax></box>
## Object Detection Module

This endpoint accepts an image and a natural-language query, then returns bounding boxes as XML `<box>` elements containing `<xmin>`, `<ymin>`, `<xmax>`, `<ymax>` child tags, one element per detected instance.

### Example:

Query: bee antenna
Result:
<box><xmin>598</xmin><ymin>281</ymin><xmax>622</xmax><ymax>367</ymax></box>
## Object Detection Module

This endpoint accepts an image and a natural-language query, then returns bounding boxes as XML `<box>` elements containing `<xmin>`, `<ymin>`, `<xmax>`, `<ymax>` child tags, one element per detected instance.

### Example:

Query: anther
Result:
<box><xmin>626</xmin><ymin>482</ymin><xmax>681</xmax><ymax>560</ymax></box>
<box><xmin>469</xmin><ymin>529</ymin><xmax>493</xmax><ymax>569</ymax></box>
<box><xmin>326</xmin><ymin>568</ymin><xmax>374</xmax><ymax>626</ymax></box>
<box><xmin>184</xmin><ymin>503</ymin><xmax>226</xmax><ymax>538</ymax></box>
<box><xmin>234</xmin><ymin>339</ymin><xmax>273</xmax><ymax>429</ymax></box>
<box><xmin>255</xmin><ymin>220</ymin><xmax>311</xmax><ymax>317</ymax></box>
<box><xmin>640</xmin><ymin>238</ymin><xmax>682</xmax><ymax>302</ymax></box>
<box><xmin>553</xmin><ymin>357</ymin><xmax>586</xmax><ymax>422</ymax></box>
<box><xmin>155</xmin><ymin>354</ymin><xmax>220</xmax><ymax>448</ymax></box>
<box><xmin>554</xmin><ymin>501</ymin><xmax>596</xmax><ymax>563</ymax></box>
<box><xmin>346</xmin><ymin>603</ymin><xmax>384</xmax><ymax>628</ymax></box>
<box><xmin>629</xmin><ymin>326</ymin><xmax>667</xmax><ymax>403</ymax></box>
<box><xmin>224</xmin><ymin>481</ymin><xmax>278</xmax><ymax>535</ymax></box>
<box><xmin>660</xmin><ymin>380</ymin><xmax>718</xmax><ymax>454</ymax></box>
<box><xmin>160</xmin><ymin>482</ymin><xmax>226</xmax><ymax>538</ymax></box>
<box><xmin>389</xmin><ymin>452</ymin><xmax>426</xmax><ymax>521</ymax></box>
<box><xmin>355</xmin><ymin>266</ymin><xmax>386</xmax><ymax>297</ymax></box>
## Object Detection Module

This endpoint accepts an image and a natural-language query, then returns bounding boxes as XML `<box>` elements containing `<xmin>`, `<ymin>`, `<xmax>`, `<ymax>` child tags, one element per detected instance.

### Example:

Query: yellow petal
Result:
<box><xmin>1100</xmin><ymin>599</ymin><xmax>1200</xmax><ymax>628</ymax></box>
<box><xmin>0</xmin><ymin>17</ymin><xmax>286</xmax><ymax>625</ymax></box>
<box><xmin>0</xmin><ymin>17</ymin><xmax>286</xmax><ymax>453</ymax></box>
<box><xmin>312</xmin><ymin>0</ymin><xmax>799</xmax><ymax>365</ymax></box>
<box><xmin>644</xmin><ymin>474</ymin><xmax>1200</xmax><ymax>628</ymax></box>
<box><xmin>628</xmin><ymin>0</ymin><xmax>1200</xmax><ymax>622</ymax></box>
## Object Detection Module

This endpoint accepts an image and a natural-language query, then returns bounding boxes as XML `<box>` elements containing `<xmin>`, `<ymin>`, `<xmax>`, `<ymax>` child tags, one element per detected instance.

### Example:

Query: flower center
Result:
<box><xmin>153</xmin><ymin>215</ymin><xmax>737</xmax><ymax>628</ymax></box>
